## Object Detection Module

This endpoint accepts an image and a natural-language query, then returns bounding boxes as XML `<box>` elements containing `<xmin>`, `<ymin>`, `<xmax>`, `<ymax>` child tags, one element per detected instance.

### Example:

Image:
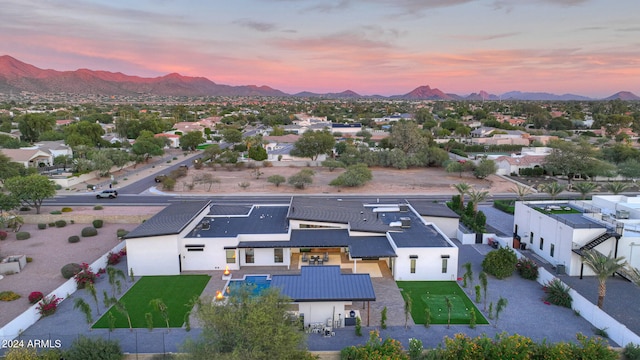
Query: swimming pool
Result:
<box><xmin>225</xmin><ymin>275</ymin><xmax>271</xmax><ymax>297</ymax></box>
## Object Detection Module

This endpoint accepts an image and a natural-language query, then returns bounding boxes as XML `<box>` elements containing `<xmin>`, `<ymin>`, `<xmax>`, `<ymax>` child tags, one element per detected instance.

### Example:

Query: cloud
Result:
<box><xmin>233</xmin><ymin>18</ymin><xmax>278</xmax><ymax>32</ymax></box>
<box><xmin>448</xmin><ymin>32</ymin><xmax>520</xmax><ymax>41</ymax></box>
<box><xmin>492</xmin><ymin>0</ymin><xmax>590</xmax><ymax>12</ymax></box>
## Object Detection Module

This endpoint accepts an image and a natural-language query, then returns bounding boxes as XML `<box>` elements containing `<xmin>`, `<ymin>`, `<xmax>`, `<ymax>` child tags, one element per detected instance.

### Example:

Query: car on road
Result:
<box><xmin>154</xmin><ymin>175</ymin><xmax>167</xmax><ymax>183</ymax></box>
<box><xmin>96</xmin><ymin>189</ymin><xmax>118</xmax><ymax>199</ymax></box>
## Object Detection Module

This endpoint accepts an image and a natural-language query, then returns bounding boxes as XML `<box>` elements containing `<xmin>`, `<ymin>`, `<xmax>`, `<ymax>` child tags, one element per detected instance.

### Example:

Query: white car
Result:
<box><xmin>96</xmin><ymin>190</ymin><xmax>118</xmax><ymax>199</ymax></box>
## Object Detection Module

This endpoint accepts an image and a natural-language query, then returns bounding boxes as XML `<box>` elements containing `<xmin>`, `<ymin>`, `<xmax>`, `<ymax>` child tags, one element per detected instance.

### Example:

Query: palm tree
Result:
<box><xmin>463</xmin><ymin>262</ymin><xmax>474</xmax><ymax>292</ymax></box>
<box><xmin>510</xmin><ymin>183</ymin><xmax>533</xmax><ymax>202</ymax></box>
<box><xmin>452</xmin><ymin>182</ymin><xmax>471</xmax><ymax>208</ymax></box>
<box><xmin>445</xmin><ymin>296</ymin><xmax>453</xmax><ymax>329</ymax></box>
<box><xmin>572</xmin><ymin>182</ymin><xmax>598</xmax><ymax>200</ymax></box>
<box><xmin>494</xmin><ymin>297</ymin><xmax>508</xmax><ymax>327</ymax></box>
<box><xmin>404</xmin><ymin>292</ymin><xmax>413</xmax><ymax>329</ymax></box>
<box><xmin>467</xmin><ymin>188</ymin><xmax>490</xmax><ymax>212</ymax></box>
<box><xmin>538</xmin><ymin>182</ymin><xmax>565</xmax><ymax>200</ymax></box>
<box><xmin>604</xmin><ymin>182</ymin><xmax>629</xmax><ymax>195</ymax></box>
<box><xmin>479</xmin><ymin>271</ymin><xmax>488</xmax><ymax>311</ymax></box>
<box><xmin>581</xmin><ymin>250</ymin><xmax>627</xmax><ymax>309</ymax></box>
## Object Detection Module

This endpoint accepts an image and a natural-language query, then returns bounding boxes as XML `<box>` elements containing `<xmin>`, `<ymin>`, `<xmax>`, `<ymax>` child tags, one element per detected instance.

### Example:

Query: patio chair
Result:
<box><xmin>301</xmin><ymin>253</ymin><xmax>308</xmax><ymax>262</ymax></box>
<box><xmin>323</xmin><ymin>252</ymin><xmax>329</xmax><ymax>262</ymax></box>
<box><xmin>317</xmin><ymin>258</ymin><xmax>324</xmax><ymax>266</ymax></box>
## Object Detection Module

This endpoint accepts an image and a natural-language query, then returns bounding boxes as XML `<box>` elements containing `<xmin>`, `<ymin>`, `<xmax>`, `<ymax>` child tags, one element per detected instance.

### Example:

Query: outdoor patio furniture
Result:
<box><xmin>323</xmin><ymin>252</ymin><xmax>329</xmax><ymax>262</ymax></box>
<box><xmin>301</xmin><ymin>253</ymin><xmax>308</xmax><ymax>262</ymax></box>
<box><xmin>317</xmin><ymin>258</ymin><xmax>323</xmax><ymax>265</ymax></box>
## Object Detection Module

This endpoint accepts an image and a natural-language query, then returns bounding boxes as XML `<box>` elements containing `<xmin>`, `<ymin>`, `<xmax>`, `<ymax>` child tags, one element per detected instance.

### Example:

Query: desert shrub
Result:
<box><xmin>61</xmin><ymin>207</ymin><xmax>73</xmax><ymax>212</ymax></box>
<box><xmin>516</xmin><ymin>257</ymin><xmax>539</xmax><ymax>280</ymax></box>
<box><xmin>481</xmin><ymin>247</ymin><xmax>517</xmax><ymax>279</ymax></box>
<box><xmin>623</xmin><ymin>343</ymin><xmax>640</xmax><ymax>360</ymax></box>
<box><xmin>28</xmin><ymin>291</ymin><xmax>44</xmax><ymax>304</ymax></box>
<box><xmin>81</xmin><ymin>227</ymin><xmax>98</xmax><ymax>237</ymax></box>
<box><xmin>38</xmin><ymin>223</ymin><xmax>47</xmax><ymax>229</ymax></box>
<box><xmin>543</xmin><ymin>279</ymin><xmax>572</xmax><ymax>308</ymax></box>
<box><xmin>341</xmin><ymin>330</ymin><xmax>407</xmax><ymax>360</ymax></box>
<box><xmin>50</xmin><ymin>210</ymin><xmax>62</xmax><ymax>215</ymax></box>
<box><xmin>26</xmin><ymin>257</ymin><xmax>33</xmax><ymax>263</ymax></box>
<box><xmin>65</xmin><ymin>335</ymin><xmax>124</xmax><ymax>360</ymax></box>
<box><xmin>19</xmin><ymin>206</ymin><xmax>31</xmax><ymax>211</ymax></box>
<box><xmin>93</xmin><ymin>219</ymin><xmax>104</xmax><ymax>228</ymax></box>
<box><xmin>61</xmin><ymin>263</ymin><xmax>82</xmax><ymax>279</ymax></box>
<box><xmin>68</xmin><ymin>235</ymin><xmax>80</xmax><ymax>243</ymax></box>
<box><xmin>55</xmin><ymin>219</ymin><xmax>67</xmax><ymax>228</ymax></box>
<box><xmin>48</xmin><ymin>222</ymin><xmax>56</xmax><ymax>227</ymax></box>
<box><xmin>16</xmin><ymin>232</ymin><xmax>30</xmax><ymax>240</ymax></box>
<box><xmin>94</xmin><ymin>205</ymin><xmax>104</xmax><ymax>210</ymax></box>
<box><xmin>0</xmin><ymin>231</ymin><xmax>7</xmax><ymax>240</ymax></box>
<box><xmin>0</xmin><ymin>291</ymin><xmax>21</xmax><ymax>301</ymax></box>
<box><xmin>117</xmin><ymin>229</ymin><xmax>129</xmax><ymax>238</ymax></box>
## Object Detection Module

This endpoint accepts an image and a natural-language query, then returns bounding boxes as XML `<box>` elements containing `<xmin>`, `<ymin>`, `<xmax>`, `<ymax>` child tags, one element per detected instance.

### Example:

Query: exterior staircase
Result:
<box><xmin>580</xmin><ymin>230</ymin><xmax>619</xmax><ymax>251</ymax></box>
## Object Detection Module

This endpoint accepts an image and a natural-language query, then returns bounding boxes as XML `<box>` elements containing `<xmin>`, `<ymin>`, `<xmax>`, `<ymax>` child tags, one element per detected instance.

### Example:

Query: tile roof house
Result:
<box><xmin>494</xmin><ymin>154</ymin><xmax>547</xmax><ymax>175</ymax></box>
<box><xmin>0</xmin><ymin>148</ymin><xmax>53</xmax><ymax>168</ymax></box>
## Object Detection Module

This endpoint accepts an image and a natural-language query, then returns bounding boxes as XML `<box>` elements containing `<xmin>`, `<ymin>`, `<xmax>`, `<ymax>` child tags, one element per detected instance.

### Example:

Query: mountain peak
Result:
<box><xmin>605</xmin><ymin>91</ymin><xmax>640</xmax><ymax>101</ymax></box>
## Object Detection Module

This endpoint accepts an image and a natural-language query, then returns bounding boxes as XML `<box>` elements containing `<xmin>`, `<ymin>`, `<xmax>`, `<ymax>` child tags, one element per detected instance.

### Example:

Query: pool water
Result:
<box><xmin>226</xmin><ymin>275</ymin><xmax>271</xmax><ymax>297</ymax></box>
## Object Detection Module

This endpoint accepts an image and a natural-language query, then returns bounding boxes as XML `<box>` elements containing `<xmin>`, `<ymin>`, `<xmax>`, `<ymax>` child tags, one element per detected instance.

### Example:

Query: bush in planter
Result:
<box><xmin>481</xmin><ymin>246</ymin><xmax>517</xmax><ymax>279</ymax></box>
<box><xmin>68</xmin><ymin>235</ymin><xmax>80</xmax><ymax>243</ymax></box>
<box><xmin>36</xmin><ymin>295</ymin><xmax>62</xmax><ymax>317</ymax></box>
<box><xmin>516</xmin><ymin>257</ymin><xmax>539</xmax><ymax>280</ymax></box>
<box><xmin>61</xmin><ymin>263</ymin><xmax>83</xmax><ymax>279</ymax></box>
<box><xmin>0</xmin><ymin>231</ymin><xmax>7</xmax><ymax>240</ymax></box>
<box><xmin>55</xmin><ymin>219</ymin><xmax>67</xmax><ymax>228</ymax></box>
<box><xmin>81</xmin><ymin>227</ymin><xmax>98</xmax><ymax>237</ymax></box>
<box><xmin>38</xmin><ymin>223</ymin><xmax>47</xmax><ymax>230</ymax></box>
<box><xmin>16</xmin><ymin>232</ymin><xmax>30</xmax><ymax>240</ymax></box>
<box><xmin>92</xmin><ymin>219</ymin><xmax>104</xmax><ymax>228</ymax></box>
<box><xmin>28</xmin><ymin>291</ymin><xmax>44</xmax><ymax>304</ymax></box>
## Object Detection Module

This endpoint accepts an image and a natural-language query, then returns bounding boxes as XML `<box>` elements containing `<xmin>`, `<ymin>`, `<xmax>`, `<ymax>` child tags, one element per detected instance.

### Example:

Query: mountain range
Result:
<box><xmin>0</xmin><ymin>55</ymin><xmax>638</xmax><ymax>101</ymax></box>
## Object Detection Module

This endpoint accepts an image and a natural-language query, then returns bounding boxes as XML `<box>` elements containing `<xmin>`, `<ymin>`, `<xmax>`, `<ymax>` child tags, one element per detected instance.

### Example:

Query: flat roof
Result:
<box><xmin>187</xmin><ymin>205</ymin><xmax>289</xmax><ymax>238</ymax></box>
<box><xmin>124</xmin><ymin>200</ymin><xmax>210</xmax><ymax>239</ymax></box>
<box><xmin>271</xmin><ymin>266</ymin><xmax>375</xmax><ymax>302</ymax></box>
<box><xmin>379</xmin><ymin>211</ymin><xmax>452</xmax><ymax>248</ymax></box>
<box><xmin>408</xmin><ymin>201</ymin><xmax>460</xmax><ymax>218</ymax></box>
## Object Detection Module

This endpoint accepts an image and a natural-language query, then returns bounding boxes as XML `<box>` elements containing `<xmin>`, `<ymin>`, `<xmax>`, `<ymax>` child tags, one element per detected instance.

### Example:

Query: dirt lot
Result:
<box><xmin>159</xmin><ymin>165</ymin><xmax>516</xmax><ymax>195</ymax></box>
<box><xmin>0</xmin><ymin>206</ymin><xmax>162</xmax><ymax>327</ymax></box>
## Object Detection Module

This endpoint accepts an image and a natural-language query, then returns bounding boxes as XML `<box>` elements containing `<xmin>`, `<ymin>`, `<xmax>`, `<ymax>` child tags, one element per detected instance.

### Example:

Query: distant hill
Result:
<box><xmin>0</xmin><ymin>55</ymin><xmax>287</xmax><ymax>97</ymax></box>
<box><xmin>499</xmin><ymin>91</ymin><xmax>592</xmax><ymax>101</ymax></box>
<box><xmin>604</xmin><ymin>91</ymin><xmax>640</xmax><ymax>101</ymax></box>
<box><xmin>1</xmin><ymin>55</ymin><xmax>638</xmax><ymax>101</ymax></box>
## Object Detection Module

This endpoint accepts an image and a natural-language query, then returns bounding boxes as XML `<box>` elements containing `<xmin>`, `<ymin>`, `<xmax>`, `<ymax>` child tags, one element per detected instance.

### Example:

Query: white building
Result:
<box><xmin>511</xmin><ymin>196</ymin><xmax>640</xmax><ymax>277</ymax></box>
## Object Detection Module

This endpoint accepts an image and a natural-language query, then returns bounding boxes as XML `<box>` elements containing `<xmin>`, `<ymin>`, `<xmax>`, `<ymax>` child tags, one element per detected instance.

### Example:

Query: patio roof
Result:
<box><xmin>271</xmin><ymin>266</ymin><xmax>375</xmax><ymax>302</ymax></box>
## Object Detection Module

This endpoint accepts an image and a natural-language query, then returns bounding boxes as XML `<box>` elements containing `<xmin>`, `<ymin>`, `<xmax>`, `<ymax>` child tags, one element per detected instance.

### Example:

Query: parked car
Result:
<box><xmin>154</xmin><ymin>175</ymin><xmax>167</xmax><ymax>183</ymax></box>
<box><xmin>96</xmin><ymin>189</ymin><xmax>118</xmax><ymax>199</ymax></box>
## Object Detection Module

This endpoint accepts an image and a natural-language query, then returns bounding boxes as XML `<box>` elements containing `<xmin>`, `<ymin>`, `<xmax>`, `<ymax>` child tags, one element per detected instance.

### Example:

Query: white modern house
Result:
<box><xmin>125</xmin><ymin>197</ymin><xmax>459</xmax><ymax>281</ymax></box>
<box><xmin>511</xmin><ymin>195</ymin><xmax>640</xmax><ymax>277</ymax></box>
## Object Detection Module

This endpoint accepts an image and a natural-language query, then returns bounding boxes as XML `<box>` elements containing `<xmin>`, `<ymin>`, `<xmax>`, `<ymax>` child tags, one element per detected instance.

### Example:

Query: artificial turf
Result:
<box><xmin>92</xmin><ymin>275</ymin><xmax>210</xmax><ymax>329</ymax></box>
<box><xmin>396</xmin><ymin>281</ymin><xmax>489</xmax><ymax>325</ymax></box>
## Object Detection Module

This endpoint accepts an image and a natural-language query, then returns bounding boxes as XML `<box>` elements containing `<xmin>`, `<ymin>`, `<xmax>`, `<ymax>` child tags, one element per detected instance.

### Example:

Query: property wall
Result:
<box><xmin>127</xmin><ymin>235</ymin><xmax>179</xmax><ymax>276</ymax></box>
<box><xmin>297</xmin><ymin>301</ymin><xmax>349</xmax><ymax>327</ymax></box>
<box><xmin>393</xmin><ymin>246</ymin><xmax>458</xmax><ymax>281</ymax></box>
<box><xmin>422</xmin><ymin>216</ymin><xmax>459</xmax><ymax>239</ymax></box>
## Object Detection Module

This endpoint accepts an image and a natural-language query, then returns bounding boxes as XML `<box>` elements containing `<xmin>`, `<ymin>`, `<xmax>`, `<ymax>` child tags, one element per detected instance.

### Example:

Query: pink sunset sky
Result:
<box><xmin>2</xmin><ymin>0</ymin><xmax>639</xmax><ymax>98</ymax></box>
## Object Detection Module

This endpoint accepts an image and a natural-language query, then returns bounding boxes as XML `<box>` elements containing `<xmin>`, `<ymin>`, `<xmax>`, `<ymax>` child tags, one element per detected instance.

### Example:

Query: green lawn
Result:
<box><xmin>93</xmin><ymin>275</ymin><xmax>210</xmax><ymax>329</ymax></box>
<box><xmin>396</xmin><ymin>281</ymin><xmax>488</xmax><ymax>325</ymax></box>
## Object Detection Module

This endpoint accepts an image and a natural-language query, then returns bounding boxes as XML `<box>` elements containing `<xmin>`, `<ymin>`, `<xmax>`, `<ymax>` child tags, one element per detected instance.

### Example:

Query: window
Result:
<box><xmin>550</xmin><ymin>244</ymin><xmax>555</xmax><ymax>257</ymax></box>
<box><xmin>245</xmin><ymin>248</ymin><xmax>254</xmax><ymax>264</ymax></box>
<box><xmin>530</xmin><ymin>232</ymin><xmax>534</xmax><ymax>244</ymax></box>
<box><xmin>274</xmin><ymin>248</ymin><xmax>283</xmax><ymax>263</ymax></box>
<box><xmin>539</xmin><ymin>238</ymin><xmax>544</xmax><ymax>251</ymax></box>
<box><xmin>226</xmin><ymin>250</ymin><xmax>236</xmax><ymax>263</ymax></box>
<box><xmin>442</xmin><ymin>258</ymin><xmax>448</xmax><ymax>273</ymax></box>
<box><xmin>410</xmin><ymin>259</ymin><xmax>416</xmax><ymax>274</ymax></box>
